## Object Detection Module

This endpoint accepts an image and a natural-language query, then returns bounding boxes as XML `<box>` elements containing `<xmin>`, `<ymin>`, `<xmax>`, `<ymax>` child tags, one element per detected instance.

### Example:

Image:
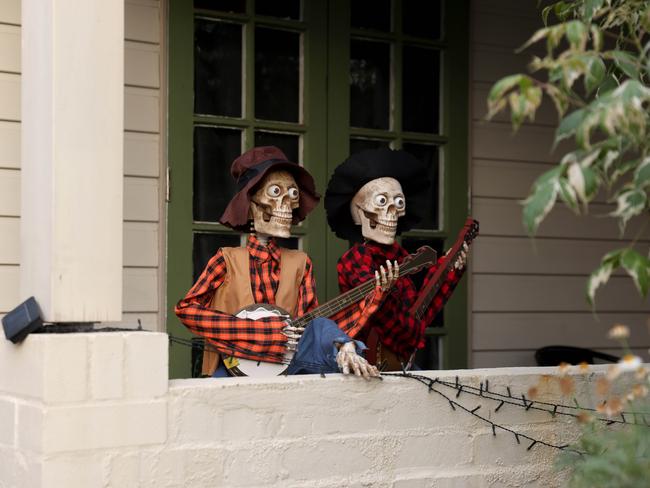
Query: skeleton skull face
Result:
<box><xmin>249</xmin><ymin>170</ymin><xmax>299</xmax><ymax>238</ymax></box>
<box><xmin>351</xmin><ymin>177</ymin><xmax>405</xmax><ymax>245</ymax></box>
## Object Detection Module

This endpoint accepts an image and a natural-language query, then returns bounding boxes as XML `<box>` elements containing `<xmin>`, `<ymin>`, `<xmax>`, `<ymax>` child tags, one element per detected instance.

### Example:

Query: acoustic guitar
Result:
<box><xmin>222</xmin><ymin>245</ymin><xmax>438</xmax><ymax>377</ymax></box>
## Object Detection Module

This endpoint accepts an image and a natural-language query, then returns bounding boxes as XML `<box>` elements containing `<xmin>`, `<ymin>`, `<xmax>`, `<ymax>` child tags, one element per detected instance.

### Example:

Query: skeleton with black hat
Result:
<box><xmin>176</xmin><ymin>146</ymin><xmax>393</xmax><ymax>378</ymax></box>
<box><xmin>325</xmin><ymin>148</ymin><xmax>467</xmax><ymax>371</ymax></box>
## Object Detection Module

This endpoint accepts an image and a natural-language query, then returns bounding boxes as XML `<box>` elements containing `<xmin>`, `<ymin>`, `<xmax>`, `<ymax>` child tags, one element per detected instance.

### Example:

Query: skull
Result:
<box><xmin>350</xmin><ymin>177</ymin><xmax>405</xmax><ymax>245</ymax></box>
<box><xmin>249</xmin><ymin>170</ymin><xmax>299</xmax><ymax>238</ymax></box>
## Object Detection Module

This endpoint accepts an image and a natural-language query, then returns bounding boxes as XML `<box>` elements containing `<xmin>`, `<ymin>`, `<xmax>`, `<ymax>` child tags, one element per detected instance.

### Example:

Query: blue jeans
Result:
<box><xmin>212</xmin><ymin>317</ymin><xmax>366</xmax><ymax>377</ymax></box>
<box><xmin>286</xmin><ymin>317</ymin><xmax>366</xmax><ymax>375</ymax></box>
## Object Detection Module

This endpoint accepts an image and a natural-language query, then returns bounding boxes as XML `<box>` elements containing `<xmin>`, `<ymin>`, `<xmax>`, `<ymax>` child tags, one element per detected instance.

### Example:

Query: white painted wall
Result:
<box><xmin>469</xmin><ymin>0</ymin><xmax>650</xmax><ymax>367</ymax></box>
<box><xmin>0</xmin><ymin>0</ymin><xmax>164</xmax><ymax>328</ymax></box>
<box><xmin>0</xmin><ymin>332</ymin><xmax>590</xmax><ymax>487</ymax></box>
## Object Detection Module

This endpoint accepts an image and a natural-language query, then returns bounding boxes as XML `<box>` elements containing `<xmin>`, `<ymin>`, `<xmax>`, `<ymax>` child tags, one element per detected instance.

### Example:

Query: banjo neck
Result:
<box><xmin>291</xmin><ymin>245</ymin><xmax>438</xmax><ymax>328</ymax></box>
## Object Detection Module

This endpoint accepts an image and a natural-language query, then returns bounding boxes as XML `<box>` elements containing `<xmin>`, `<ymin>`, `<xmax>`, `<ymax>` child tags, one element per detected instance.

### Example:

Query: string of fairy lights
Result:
<box><xmin>383</xmin><ymin>371</ymin><xmax>650</xmax><ymax>456</ymax></box>
<box><xmin>168</xmin><ymin>335</ymin><xmax>650</xmax><ymax>455</ymax></box>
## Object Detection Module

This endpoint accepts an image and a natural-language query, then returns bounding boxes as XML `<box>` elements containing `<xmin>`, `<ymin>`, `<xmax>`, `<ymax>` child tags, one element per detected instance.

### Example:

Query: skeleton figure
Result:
<box><xmin>325</xmin><ymin>148</ymin><xmax>468</xmax><ymax>370</ymax></box>
<box><xmin>176</xmin><ymin>146</ymin><xmax>391</xmax><ymax>379</ymax></box>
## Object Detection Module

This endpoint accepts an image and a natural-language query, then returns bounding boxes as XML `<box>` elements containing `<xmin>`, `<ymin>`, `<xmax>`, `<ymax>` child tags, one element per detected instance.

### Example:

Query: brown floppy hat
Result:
<box><xmin>219</xmin><ymin>146</ymin><xmax>320</xmax><ymax>231</ymax></box>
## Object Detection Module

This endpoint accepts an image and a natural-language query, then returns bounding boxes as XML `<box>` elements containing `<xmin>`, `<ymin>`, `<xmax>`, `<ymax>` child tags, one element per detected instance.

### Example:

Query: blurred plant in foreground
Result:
<box><xmin>487</xmin><ymin>0</ymin><xmax>650</xmax><ymax>306</ymax></box>
<box><xmin>527</xmin><ymin>323</ymin><xmax>650</xmax><ymax>487</ymax></box>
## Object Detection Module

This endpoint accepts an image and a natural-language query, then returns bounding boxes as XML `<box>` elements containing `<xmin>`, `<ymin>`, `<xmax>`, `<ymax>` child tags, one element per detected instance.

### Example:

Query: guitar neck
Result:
<box><xmin>292</xmin><ymin>247</ymin><xmax>436</xmax><ymax>328</ymax></box>
<box><xmin>411</xmin><ymin>218</ymin><xmax>479</xmax><ymax>320</ymax></box>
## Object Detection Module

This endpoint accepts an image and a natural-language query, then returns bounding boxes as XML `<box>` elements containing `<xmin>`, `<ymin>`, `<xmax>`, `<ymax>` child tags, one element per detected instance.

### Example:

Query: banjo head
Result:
<box><xmin>224</xmin><ymin>304</ymin><xmax>293</xmax><ymax>377</ymax></box>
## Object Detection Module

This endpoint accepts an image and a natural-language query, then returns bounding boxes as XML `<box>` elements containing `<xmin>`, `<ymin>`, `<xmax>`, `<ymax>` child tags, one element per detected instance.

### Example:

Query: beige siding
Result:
<box><xmin>0</xmin><ymin>121</ymin><xmax>20</xmax><ymax>168</ymax></box>
<box><xmin>469</xmin><ymin>1</ymin><xmax>650</xmax><ymax>367</ymax></box>
<box><xmin>0</xmin><ymin>0</ymin><xmax>164</xmax><ymax>329</ymax></box>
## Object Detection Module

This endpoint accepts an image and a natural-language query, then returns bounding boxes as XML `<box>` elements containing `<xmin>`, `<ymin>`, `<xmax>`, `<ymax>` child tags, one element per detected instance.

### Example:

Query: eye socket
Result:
<box><xmin>394</xmin><ymin>196</ymin><xmax>405</xmax><ymax>209</ymax></box>
<box><xmin>266</xmin><ymin>184</ymin><xmax>282</xmax><ymax>197</ymax></box>
<box><xmin>288</xmin><ymin>187</ymin><xmax>300</xmax><ymax>199</ymax></box>
<box><xmin>374</xmin><ymin>194</ymin><xmax>388</xmax><ymax>207</ymax></box>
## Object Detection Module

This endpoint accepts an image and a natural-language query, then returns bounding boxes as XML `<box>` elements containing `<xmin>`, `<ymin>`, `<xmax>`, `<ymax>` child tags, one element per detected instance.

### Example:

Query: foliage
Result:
<box><xmin>558</xmin><ymin>419</ymin><xmax>650</xmax><ymax>488</ymax></box>
<box><xmin>487</xmin><ymin>0</ymin><xmax>650</xmax><ymax>305</ymax></box>
<box><xmin>555</xmin><ymin>323</ymin><xmax>650</xmax><ymax>486</ymax></box>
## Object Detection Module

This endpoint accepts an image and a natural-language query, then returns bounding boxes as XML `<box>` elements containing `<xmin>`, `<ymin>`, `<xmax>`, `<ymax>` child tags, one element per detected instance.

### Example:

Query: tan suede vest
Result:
<box><xmin>201</xmin><ymin>246</ymin><xmax>307</xmax><ymax>376</ymax></box>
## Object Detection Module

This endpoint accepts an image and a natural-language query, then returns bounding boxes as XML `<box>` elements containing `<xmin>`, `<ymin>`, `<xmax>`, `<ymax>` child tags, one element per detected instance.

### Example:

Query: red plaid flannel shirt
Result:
<box><xmin>337</xmin><ymin>241</ymin><xmax>464</xmax><ymax>359</ymax></box>
<box><xmin>175</xmin><ymin>235</ymin><xmax>382</xmax><ymax>363</ymax></box>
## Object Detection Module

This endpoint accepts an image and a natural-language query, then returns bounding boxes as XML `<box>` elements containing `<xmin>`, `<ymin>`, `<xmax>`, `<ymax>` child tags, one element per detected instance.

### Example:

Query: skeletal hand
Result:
<box><xmin>374</xmin><ymin>260</ymin><xmax>399</xmax><ymax>291</ymax></box>
<box><xmin>336</xmin><ymin>341</ymin><xmax>380</xmax><ymax>379</ymax></box>
<box><xmin>445</xmin><ymin>243</ymin><xmax>469</xmax><ymax>271</ymax></box>
<box><xmin>281</xmin><ymin>322</ymin><xmax>304</xmax><ymax>349</ymax></box>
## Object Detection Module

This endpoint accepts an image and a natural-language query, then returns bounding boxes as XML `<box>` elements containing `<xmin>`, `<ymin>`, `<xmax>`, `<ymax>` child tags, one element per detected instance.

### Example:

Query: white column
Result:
<box><xmin>21</xmin><ymin>0</ymin><xmax>124</xmax><ymax>321</ymax></box>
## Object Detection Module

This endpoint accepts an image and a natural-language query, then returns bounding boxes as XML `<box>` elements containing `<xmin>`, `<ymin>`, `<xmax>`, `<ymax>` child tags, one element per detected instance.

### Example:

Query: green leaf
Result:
<box><xmin>582</xmin><ymin>0</ymin><xmax>604</xmax><ymax>22</ymax></box>
<box><xmin>610</xmin><ymin>50</ymin><xmax>639</xmax><ymax>80</ymax></box>
<box><xmin>488</xmin><ymin>74</ymin><xmax>524</xmax><ymax>103</ymax></box>
<box><xmin>609</xmin><ymin>158</ymin><xmax>639</xmax><ymax>186</ymax></box>
<box><xmin>611</xmin><ymin>188</ymin><xmax>647</xmax><ymax>228</ymax></box>
<box><xmin>520</xmin><ymin>27</ymin><xmax>551</xmax><ymax>51</ymax></box>
<box><xmin>633</xmin><ymin>157</ymin><xmax>650</xmax><ymax>189</ymax></box>
<box><xmin>522</xmin><ymin>167</ymin><xmax>561</xmax><ymax>234</ymax></box>
<box><xmin>620</xmin><ymin>249</ymin><xmax>650</xmax><ymax>297</ymax></box>
<box><xmin>586</xmin><ymin>250</ymin><xmax>623</xmax><ymax>305</ymax></box>
<box><xmin>590</xmin><ymin>25</ymin><xmax>603</xmax><ymax>52</ymax></box>
<box><xmin>567</xmin><ymin>162</ymin><xmax>586</xmax><ymax>203</ymax></box>
<box><xmin>584</xmin><ymin>56</ymin><xmax>606</xmax><ymax>94</ymax></box>
<box><xmin>596</xmin><ymin>73</ymin><xmax>619</xmax><ymax>96</ymax></box>
<box><xmin>542</xmin><ymin>5</ymin><xmax>553</xmax><ymax>26</ymax></box>
<box><xmin>487</xmin><ymin>75</ymin><xmax>525</xmax><ymax>119</ymax></box>
<box><xmin>581</xmin><ymin>166</ymin><xmax>600</xmax><ymax>201</ymax></box>
<box><xmin>558</xmin><ymin>177</ymin><xmax>579</xmax><ymax>212</ymax></box>
<box><xmin>566</xmin><ymin>21</ymin><xmax>588</xmax><ymax>49</ymax></box>
<box><xmin>556</xmin><ymin>109</ymin><xmax>587</xmax><ymax>143</ymax></box>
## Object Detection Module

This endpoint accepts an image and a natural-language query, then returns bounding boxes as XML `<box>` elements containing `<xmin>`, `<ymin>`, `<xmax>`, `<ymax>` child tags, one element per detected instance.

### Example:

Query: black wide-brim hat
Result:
<box><xmin>325</xmin><ymin>148</ymin><xmax>430</xmax><ymax>240</ymax></box>
<box><xmin>220</xmin><ymin>146</ymin><xmax>320</xmax><ymax>232</ymax></box>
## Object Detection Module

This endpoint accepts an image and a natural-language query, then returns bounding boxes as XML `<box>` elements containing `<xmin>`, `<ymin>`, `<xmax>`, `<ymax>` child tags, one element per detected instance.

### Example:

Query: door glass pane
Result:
<box><xmin>402</xmin><ymin>0</ymin><xmax>442</xmax><ymax>40</ymax></box>
<box><xmin>403</xmin><ymin>143</ymin><xmax>439</xmax><ymax>230</ymax></box>
<box><xmin>254</xmin><ymin>131</ymin><xmax>300</xmax><ymax>163</ymax></box>
<box><xmin>193</xmin><ymin>233</ymin><xmax>241</xmax><ymax>281</ymax></box>
<box><xmin>193</xmin><ymin>127</ymin><xmax>242</xmax><ymax>222</ymax></box>
<box><xmin>351</xmin><ymin>0</ymin><xmax>391</xmax><ymax>32</ymax></box>
<box><xmin>402</xmin><ymin>47</ymin><xmax>440</xmax><ymax>133</ymax></box>
<box><xmin>350</xmin><ymin>40</ymin><xmax>390</xmax><ymax>130</ymax></box>
<box><xmin>349</xmin><ymin>138</ymin><xmax>389</xmax><ymax>155</ymax></box>
<box><xmin>414</xmin><ymin>335</ymin><xmax>442</xmax><ymax>370</ymax></box>
<box><xmin>275</xmin><ymin>237</ymin><xmax>300</xmax><ymax>249</ymax></box>
<box><xmin>255</xmin><ymin>28</ymin><xmax>300</xmax><ymax>122</ymax></box>
<box><xmin>194</xmin><ymin>19</ymin><xmax>242</xmax><ymax>117</ymax></box>
<box><xmin>255</xmin><ymin>0</ymin><xmax>301</xmax><ymax>20</ymax></box>
<box><xmin>194</xmin><ymin>0</ymin><xmax>246</xmax><ymax>13</ymax></box>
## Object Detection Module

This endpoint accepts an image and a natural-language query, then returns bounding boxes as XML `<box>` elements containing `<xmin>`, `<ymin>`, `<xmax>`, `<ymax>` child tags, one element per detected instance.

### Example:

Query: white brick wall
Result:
<box><xmin>0</xmin><ymin>333</ymin><xmax>603</xmax><ymax>487</ymax></box>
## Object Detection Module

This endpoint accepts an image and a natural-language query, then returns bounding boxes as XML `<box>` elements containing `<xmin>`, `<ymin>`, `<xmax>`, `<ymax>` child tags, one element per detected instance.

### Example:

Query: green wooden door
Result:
<box><xmin>168</xmin><ymin>0</ymin><xmax>469</xmax><ymax>378</ymax></box>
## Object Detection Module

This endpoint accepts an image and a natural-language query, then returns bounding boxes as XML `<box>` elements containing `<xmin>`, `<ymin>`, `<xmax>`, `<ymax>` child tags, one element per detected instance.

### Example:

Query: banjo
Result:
<box><xmin>222</xmin><ymin>245</ymin><xmax>438</xmax><ymax>377</ymax></box>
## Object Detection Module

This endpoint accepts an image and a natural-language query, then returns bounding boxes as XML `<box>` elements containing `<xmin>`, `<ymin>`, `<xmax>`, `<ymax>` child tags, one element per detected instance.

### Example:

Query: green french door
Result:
<box><xmin>168</xmin><ymin>0</ymin><xmax>468</xmax><ymax>378</ymax></box>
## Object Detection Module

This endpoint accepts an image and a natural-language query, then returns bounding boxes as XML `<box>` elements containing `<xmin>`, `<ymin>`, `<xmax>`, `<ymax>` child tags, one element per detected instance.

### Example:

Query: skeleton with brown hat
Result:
<box><xmin>176</xmin><ymin>146</ymin><xmax>394</xmax><ymax>378</ymax></box>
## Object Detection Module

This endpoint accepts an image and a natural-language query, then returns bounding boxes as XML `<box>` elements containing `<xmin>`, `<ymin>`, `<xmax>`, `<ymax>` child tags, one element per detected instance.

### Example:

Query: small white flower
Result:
<box><xmin>618</xmin><ymin>354</ymin><xmax>642</xmax><ymax>372</ymax></box>
<box><xmin>608</xmin><ymin>324</ymin><xmax>630</xmax><ymax>340</ymax></box>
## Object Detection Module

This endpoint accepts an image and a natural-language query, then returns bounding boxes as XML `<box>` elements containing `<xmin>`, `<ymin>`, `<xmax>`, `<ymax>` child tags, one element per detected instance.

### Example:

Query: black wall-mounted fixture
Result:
<box><xmin>2</xmin><ymin>297</ymin><xmax>43</xmax><ymax>343</ymax></box>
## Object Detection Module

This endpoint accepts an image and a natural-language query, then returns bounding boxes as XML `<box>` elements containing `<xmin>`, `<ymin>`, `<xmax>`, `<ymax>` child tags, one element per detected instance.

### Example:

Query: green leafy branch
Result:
<box><xmin>487</xmin><ymin>0</ymin><xmax>650</xmax><ymax>305</ymax></box>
